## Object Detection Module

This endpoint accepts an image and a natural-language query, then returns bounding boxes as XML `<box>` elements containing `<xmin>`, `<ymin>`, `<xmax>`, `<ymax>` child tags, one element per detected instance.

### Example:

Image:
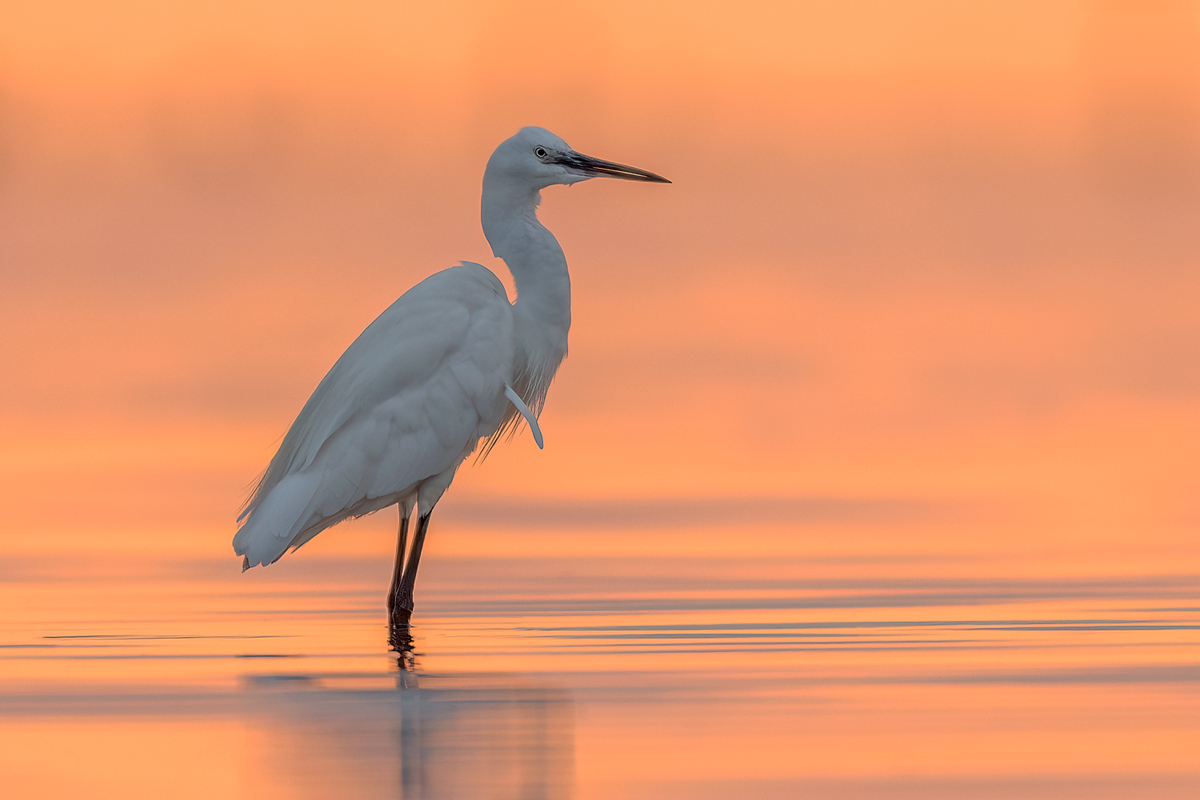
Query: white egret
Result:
<box><xmin>233</xmin><ymin>127</ymin><xmax>669</xmax><ymax>621</ymax></box>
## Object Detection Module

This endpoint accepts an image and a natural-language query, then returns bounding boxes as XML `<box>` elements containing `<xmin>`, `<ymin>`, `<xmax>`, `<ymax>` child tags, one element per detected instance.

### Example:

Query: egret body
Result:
<box><xmin>233</xmin><ymin>127</ymin><xmax>668</xmax><ymax>622</ymax></box>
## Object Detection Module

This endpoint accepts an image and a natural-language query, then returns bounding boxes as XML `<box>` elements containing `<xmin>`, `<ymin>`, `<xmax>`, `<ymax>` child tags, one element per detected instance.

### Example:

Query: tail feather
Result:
<box><xmin>233</xmin><ymin>472</ymin><xmax>322</xmax><ymax>568</ymax></box>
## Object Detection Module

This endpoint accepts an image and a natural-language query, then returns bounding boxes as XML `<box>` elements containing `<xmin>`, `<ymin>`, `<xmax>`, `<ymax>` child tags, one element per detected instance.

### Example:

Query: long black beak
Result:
<box><xmin>558</xmin><ymin>151</ymin><xmax>671</xmax><ymax>183</ymax></box>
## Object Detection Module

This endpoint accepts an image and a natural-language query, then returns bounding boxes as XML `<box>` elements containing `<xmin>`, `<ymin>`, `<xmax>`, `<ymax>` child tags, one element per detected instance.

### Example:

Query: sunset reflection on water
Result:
<box><xmin>1</xmin><ymin>522</ymin><xmax>1197</xmax><ymax>798</ymax></box>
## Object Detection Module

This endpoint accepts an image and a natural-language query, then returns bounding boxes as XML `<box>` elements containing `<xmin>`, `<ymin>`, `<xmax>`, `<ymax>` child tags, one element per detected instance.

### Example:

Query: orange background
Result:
<box><xmin>2</xmin><ymin>0</ymin><xmax>1199</xmax><ymax>573</ymax></box>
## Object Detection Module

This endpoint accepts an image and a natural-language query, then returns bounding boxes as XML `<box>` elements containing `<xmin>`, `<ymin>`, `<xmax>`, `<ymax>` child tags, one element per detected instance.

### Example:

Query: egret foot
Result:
<box><xmin>388</xmin><ymin>612</ymin><xmax>417</xmax><ymax>671</ymax></box>
<box><xmin>387</xmin><ymin>587</ymin><xmax>415</xmax><ymax>615</ymax></box>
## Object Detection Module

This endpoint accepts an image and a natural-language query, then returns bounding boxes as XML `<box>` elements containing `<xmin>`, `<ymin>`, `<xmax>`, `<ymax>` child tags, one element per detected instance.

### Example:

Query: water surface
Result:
<box><xmin>2</xmin><ymin>528</ymin><xmax>1197</xmax><ymax>799</ymax></box>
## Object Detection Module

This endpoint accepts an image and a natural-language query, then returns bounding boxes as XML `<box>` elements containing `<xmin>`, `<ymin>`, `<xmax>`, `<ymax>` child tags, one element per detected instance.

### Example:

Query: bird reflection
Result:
<box><xmin>245</xmin><ymin>658</ymin><xmax>574</xmax><ymax>799</ymax></box>
<box><xmin>393</xmin><ymin>672</ymin><xmax>574</xmax><ymax>800</ymax></box>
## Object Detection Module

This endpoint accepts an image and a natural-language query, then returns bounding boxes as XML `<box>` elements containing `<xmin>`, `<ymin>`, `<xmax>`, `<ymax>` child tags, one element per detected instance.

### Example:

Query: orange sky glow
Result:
<box><xmin>2</xmin><ymin>0</ymin><xmax>1199</xmax><ymax>574</ymax></box>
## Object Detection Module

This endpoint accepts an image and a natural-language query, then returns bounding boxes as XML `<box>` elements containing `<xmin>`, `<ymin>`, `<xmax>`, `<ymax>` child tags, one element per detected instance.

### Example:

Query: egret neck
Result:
<box><xmin>481</xmin><ymin>180</ymin><xmax>571</xmax><ymax>412</ymax></box>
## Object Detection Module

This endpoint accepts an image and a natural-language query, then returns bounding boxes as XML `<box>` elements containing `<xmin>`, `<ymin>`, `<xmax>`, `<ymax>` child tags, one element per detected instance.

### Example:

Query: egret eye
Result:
<box><xmin>534</xmin><ymin>146</ymin><xmax>549</xmax><ymax>160</ymax></box>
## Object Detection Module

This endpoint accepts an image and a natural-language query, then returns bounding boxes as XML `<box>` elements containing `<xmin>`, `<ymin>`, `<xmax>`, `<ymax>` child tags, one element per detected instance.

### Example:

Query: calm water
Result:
<box><xmin>1</xmin><ymin>531</ymin><xmax>1198</xmax><ymax>799</ymax></box>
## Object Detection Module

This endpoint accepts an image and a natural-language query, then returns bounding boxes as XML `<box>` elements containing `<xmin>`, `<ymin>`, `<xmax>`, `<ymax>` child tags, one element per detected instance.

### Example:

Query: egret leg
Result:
<box><xmin>386</xmin><ymin>512</ymin><xmax>410</xmax><ymax>614</ymax></box>
<box><xmin>390</xmin><ymin>512</ymin><xmax>431</xmax><ymax>616</ymax></box>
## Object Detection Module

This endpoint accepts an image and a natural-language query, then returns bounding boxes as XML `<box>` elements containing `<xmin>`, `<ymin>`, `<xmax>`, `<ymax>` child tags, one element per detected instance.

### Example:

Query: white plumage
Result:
<box><xmin>232</xmin><ymin>127</ymin><xmax>668</xmax><ymax>615</ymax></box>
<box><xmin>234</xmin><ymin>264</ymin><xmax>513</xmax><ymax>568</ymax></box>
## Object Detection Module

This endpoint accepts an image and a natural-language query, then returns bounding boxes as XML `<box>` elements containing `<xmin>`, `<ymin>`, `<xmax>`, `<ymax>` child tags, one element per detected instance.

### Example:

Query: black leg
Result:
<box><xmin>394</xmin><ymin>512</ymin><xmax>431</xmax><ymax>614</ymax></box>
<box><xmin>388</xmin><ymin>510</ymin><xmax>430</xmax><ymax>652</ymax></box>
<box><xmin>388</xmin><ymin>511</ymin><xmax>430</xmax><ymax>624</ymax></box>
<box><xmin>386</xmin><ymin>512</ymin><xmax>410</xmax><ymax>614</ymax></box>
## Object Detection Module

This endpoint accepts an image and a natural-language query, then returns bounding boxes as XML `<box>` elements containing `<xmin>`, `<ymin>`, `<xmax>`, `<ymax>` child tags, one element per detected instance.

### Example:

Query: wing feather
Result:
<box><xmin>234</xmin><ymin>264</ymin><xmax>513</xmax><ymax>567</ymax></box>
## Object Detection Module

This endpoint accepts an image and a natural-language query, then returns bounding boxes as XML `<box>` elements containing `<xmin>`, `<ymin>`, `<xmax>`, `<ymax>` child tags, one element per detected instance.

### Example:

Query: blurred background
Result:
<box><xmin>1</xmin><ymin>0</ymin><xmax>1198</xmax><ymax>572</ymax></box>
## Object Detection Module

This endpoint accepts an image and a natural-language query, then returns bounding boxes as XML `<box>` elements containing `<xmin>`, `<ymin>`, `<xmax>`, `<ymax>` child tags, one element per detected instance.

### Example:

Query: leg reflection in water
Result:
<box><xmin>388</xmin><ymin>622</ymin><xmax>574</xmax><ymax>799</ymax></box>
<box><xmin>245</xmin><ymin>619</ymin><xmax>575</xmax><ymax>798</ymax></box>
<box><xmin>393</xmin><ymin>671</ymin><xmax>575</xmax><ymax>800</ymax></box>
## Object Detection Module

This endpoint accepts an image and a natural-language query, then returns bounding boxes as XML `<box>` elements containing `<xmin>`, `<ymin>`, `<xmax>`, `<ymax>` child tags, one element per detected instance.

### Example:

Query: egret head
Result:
<box><xmin>485</xmin><ymin>126</ymin><xmax>670</xmax><ymax>192</ymax></box>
